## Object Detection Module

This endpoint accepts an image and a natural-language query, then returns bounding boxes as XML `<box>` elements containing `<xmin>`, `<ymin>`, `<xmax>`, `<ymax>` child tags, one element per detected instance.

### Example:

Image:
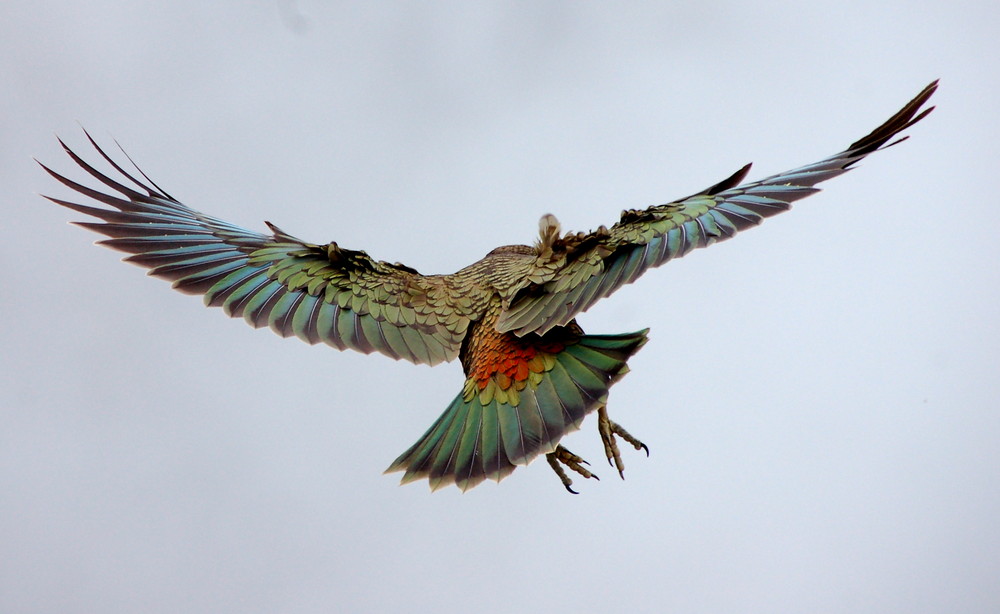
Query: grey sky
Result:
<box><xmin>2</xmin><ymin>2</ymin><xmax>998</xmax><ymax>612</ymax></box>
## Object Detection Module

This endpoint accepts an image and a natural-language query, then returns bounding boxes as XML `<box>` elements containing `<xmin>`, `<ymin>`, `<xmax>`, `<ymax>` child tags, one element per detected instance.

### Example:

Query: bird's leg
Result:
<box><xmin>597</xmin><ymin>405</ymin><xmax>649</xmax><ymax>479</ymax></box>
<box><xmin>546</xmin><ymin>445</ymin><xmax>599</xmax><ymax>494</ymax></box>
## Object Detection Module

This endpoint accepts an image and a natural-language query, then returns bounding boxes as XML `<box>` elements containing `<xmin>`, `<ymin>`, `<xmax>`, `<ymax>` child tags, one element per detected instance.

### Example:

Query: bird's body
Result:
<box><xmin>40</xmin><ymin>81</ymin><xmax>936</xmax><ymax>492</ymax></box>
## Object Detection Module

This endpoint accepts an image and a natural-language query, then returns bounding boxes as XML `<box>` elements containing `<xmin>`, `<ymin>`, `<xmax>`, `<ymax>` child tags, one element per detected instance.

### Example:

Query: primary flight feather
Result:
<box><xmin>40</xmin><ymin>81</ymin><xmax>936</xmax><ymax>492</ymax></box>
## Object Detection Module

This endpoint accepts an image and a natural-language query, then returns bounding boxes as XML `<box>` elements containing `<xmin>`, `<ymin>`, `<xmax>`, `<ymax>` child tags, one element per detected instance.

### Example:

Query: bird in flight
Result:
<box><xmin>40</xmin><ymin>81</ymin><xmax>936</xmax><ymax>493</ymax></box>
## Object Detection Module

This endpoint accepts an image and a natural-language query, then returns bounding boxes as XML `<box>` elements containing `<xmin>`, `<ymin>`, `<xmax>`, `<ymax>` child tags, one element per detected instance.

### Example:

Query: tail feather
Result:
<box><xmin>386</xmin><ymin>329</ymin><xmax>648</xmax><ymax>491</ymax></box>
<box><xmin>477</xmin><ymin>403</ymin><xmax>509</xmax><ymax>486</ymax></box>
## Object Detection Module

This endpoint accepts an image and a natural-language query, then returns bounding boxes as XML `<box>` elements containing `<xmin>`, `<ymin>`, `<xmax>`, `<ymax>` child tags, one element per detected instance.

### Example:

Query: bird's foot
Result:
<box><xmin>597</xmin><ymin>405</ymin><xmax>649</xmax><ymax>479</ymax></box>
<box><xmin>546</xmin><ymin>445</ymin><xmax>599</xmax><ymax>494</ymax></box>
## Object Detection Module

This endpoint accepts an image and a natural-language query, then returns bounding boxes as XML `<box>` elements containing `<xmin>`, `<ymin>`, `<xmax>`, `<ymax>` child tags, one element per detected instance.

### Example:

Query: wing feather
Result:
<box><xmin>497</xmin><ymin>81</ymin><xmax>937</xmax><ymax>335</ymax></box>
<box><xmin>42</xmin><ymin>133</ymin><xmax>483</xmax><ymax>365</ymax></box>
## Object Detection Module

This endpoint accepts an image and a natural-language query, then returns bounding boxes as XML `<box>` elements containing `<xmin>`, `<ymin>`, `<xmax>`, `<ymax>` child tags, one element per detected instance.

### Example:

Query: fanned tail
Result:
<box><xmin>385</xmin><ymin>330</ymin><xmax>648</xmax><ymax>491</ymax></box>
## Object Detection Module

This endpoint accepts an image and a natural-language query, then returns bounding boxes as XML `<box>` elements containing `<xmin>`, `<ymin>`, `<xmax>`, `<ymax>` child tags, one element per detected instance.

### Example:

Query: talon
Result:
<box><xmin>546</xmin><ymin>444</ymin><xmax>599</xmax><ymax>493</ymax></box>
<box><xmin>597</xmin><ymin>405</ymin><xmax>648</xmax><ymax>479</ymax></box>
<box><xmin>613</xmin><ymin>421</ymin><xmax>648</xmax><ymax>455</ymax></box>
<box><xmin>546</xmin><ymin>453</ymin><xmax>578</xmax><ymax>494</ymax></box>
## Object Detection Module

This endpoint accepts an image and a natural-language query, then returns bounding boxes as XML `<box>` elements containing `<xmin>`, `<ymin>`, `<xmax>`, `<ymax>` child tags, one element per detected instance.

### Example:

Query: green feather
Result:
<box><xmin>241</xmin><ymin>280</ymin><xmax>283</xmax><ymax>327</ymax></box>
<box><xmin>552</xmin><ymin>350</ymin><xmax>606</xmax><ymax>398</ymax></box>
<box><xmin>426</xmin><ymin>399</ymin><xmax>473</xmax><ymax>490</ymax></box>
<box><xmin>267</xmin><ymin>291</ymin><xmax>304</xmax><ymax>337</ymax></box>
<box><xmin>218</xmin><ymin>272</ymin><xmax>271</xmax><ymax>316</ymax></box>
<box><xmin>478</xmin><ymin>399</ymin><xmax>505</xmax><ymax>481</ymax></box>
<box><xmin>452</xmin><ymin>401</ymin><xmax>485</xmax><ymax>491</ymax></box>
<box><xmin>290</xmin><ymin>294</ymin><xmax>321</xmax><ymax>344</ymax></box>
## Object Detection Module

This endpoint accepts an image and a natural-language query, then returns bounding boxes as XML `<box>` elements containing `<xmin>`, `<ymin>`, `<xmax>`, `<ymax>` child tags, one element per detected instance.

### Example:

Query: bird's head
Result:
<box><xmin>536</xmin><ymin>213</ymin><xmax>561</xmax><ymax>253</ymax></box>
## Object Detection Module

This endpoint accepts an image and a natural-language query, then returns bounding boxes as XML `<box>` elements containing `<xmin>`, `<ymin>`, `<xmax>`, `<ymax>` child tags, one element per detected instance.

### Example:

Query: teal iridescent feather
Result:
<box><xmin>387</xmin><ymin>330</ymin><xmax>648</xmax><ymax>491</ymax></box>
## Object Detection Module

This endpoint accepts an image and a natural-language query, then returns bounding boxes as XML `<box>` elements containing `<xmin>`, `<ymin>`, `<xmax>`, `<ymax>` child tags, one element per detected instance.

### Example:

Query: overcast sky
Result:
<box><xmin>2</xmin><ymin>2</ymin><xmax>998</xmax><ymax>613</ymax></box>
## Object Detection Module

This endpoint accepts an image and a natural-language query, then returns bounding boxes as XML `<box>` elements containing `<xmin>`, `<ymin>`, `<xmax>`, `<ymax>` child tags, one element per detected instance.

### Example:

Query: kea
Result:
<box><xmin>39</xmin><ymin>81</ymin><xmax>936</xmax><ymax>493</ymax></box>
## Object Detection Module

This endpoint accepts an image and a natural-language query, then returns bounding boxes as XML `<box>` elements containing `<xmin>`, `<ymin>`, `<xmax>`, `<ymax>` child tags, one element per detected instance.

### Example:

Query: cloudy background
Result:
<box><xmin>2</xmin><ymin>2</ymin><xmax>998</xmax><ymax>612</ymax></box>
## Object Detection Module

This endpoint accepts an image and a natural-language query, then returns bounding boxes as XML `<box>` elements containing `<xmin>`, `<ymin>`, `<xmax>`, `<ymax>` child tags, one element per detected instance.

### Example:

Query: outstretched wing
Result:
<box><xmin>497</xmin><ymin>81</ymin><xmax>938</xmax><ymax>335</ymax></box>
<box><xmin>40</xmin><ymin>133</ymin><xmax>480</xmax><ymax>366</ymax></box>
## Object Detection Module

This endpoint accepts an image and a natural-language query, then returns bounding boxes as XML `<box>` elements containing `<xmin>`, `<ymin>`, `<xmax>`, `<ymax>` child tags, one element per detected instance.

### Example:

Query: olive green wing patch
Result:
<box><xmin>41</xmin><ymin>132</ymin><xmax>478</xmax><ymax>365</ymax></box>
<box><xmin>497</xmin><ymin>81</ymin><xmax>937</xmax><ymax>336</ymax></box>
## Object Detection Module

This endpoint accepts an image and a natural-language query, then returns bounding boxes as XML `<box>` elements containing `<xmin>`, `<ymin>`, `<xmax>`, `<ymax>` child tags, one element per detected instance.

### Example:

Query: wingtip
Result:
<box><xmin>701</xmin><ymin>162</ymin><xmax>753</xmax><ymax>197</ymax></box>
<box><xmin>843</xmin><ymin>79</ymin><xmax>939</xmax><ymax>157</ymax></box>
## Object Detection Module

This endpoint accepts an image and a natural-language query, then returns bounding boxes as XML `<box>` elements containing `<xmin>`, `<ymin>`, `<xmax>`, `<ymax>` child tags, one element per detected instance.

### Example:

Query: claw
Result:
<box><xmin>597</xmin><ymin>405</ymin><xmax>648</xmax><ymax>479</ymax></box>
<box><xmin>546</xmin><ymin>445</ymin><xmax>599</xmax><ymax>494</ymax></box>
